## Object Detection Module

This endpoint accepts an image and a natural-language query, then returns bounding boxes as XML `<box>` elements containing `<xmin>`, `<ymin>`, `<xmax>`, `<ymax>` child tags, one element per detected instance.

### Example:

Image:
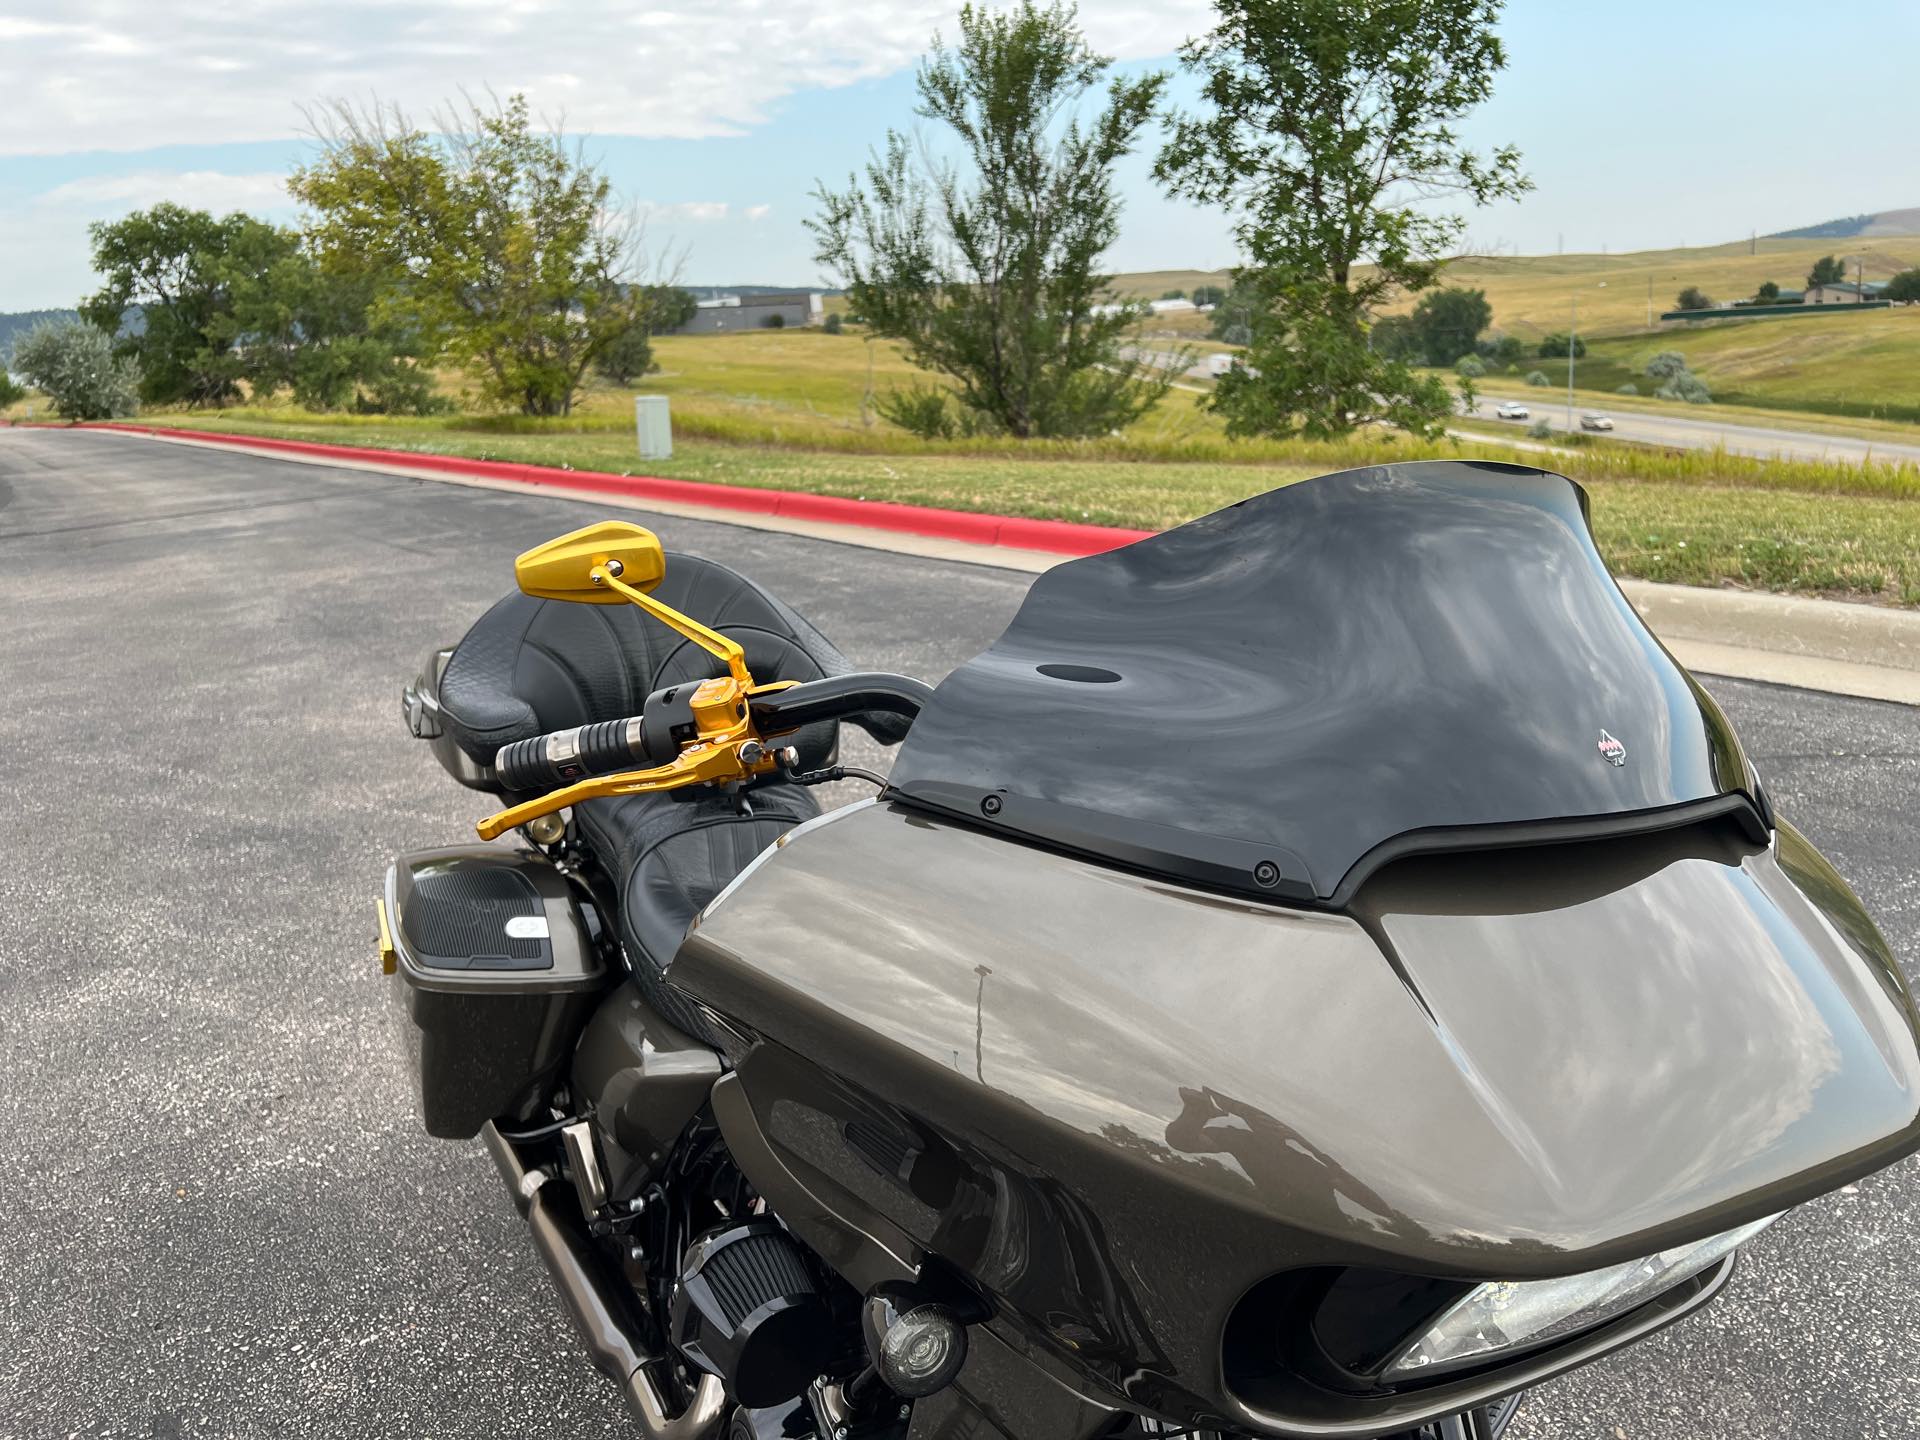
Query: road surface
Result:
<box><xmin>1465</xmin><ymin>396</ymin><xmax>1920</xmax><ymax>467</ymax></box>
<box><xmin>1</xmin><ymin>428</ymin><xmax>1917</xmax><ymax>1440</ymax></box>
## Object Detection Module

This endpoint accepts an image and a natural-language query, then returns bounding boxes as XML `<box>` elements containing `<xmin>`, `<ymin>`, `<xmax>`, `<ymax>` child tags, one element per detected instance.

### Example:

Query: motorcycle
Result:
<box><xmin>382</xmin><ymin>459</ymin><xmax>1920</xmax><ymax>1440</ymax></box>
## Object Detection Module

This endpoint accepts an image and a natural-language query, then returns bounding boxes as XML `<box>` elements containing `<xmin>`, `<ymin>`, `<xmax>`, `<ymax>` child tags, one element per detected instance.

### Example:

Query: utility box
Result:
<box><xmin>635</xmin><ymin>395</ymin><xmax>672</xmax><ymax>460</ymax></box>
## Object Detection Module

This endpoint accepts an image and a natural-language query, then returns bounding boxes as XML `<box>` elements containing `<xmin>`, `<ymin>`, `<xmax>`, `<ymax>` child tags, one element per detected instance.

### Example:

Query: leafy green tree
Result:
<box><xmin>809</xmin><ymin>3</ymin><xmax>1175</xmax><ymax>439</ymax></box>
<box><xmin>822</xmin><ymin>311</ymin><xmax>845</xmax><ymax>335</ymax></box>
<box><xmin>0</xmin><ymin>370</ymin><xmax>25</xmax><ymax>408</ymax></box>
<box><xmin>595</xmin><ymin>286</ymin><xmax>698</xmax><ymax>386</ymax></box>
<box><xmin>1191</xmin><ymin>284</ymin><xmax>1227</xmax><ymax>307</ymax></box>
<box><xmin>1538</xmin><ymin>332</ymin><xmax>1586</xmax><ymax>359</ymax></box>
<box><xmin>1154</xmin><ymin>0</ymin><xmax>1529</xmax><ymax>439</ymax></box>
<box><xmin>293</xmin><ymin>93</ymin><xmax>646</xmax><ymax>416</ymax></box>
<box><xmin>1368</xmin><ymin>314</ymin><xmax>1420</xmax><ymax>362</ymax></box>
<box><xmin>1645</xmin><ymin>350</ymin><xmax>1688</xmax><ymax>380</ymax></box>
<box><xmin>1524</xmin><ymin>369</ymin><xmax>1549</xmax><ymax>386</ymax></box>
<box><xmin>12</xmin><ymin>320</ymin><xmax>140</xmax><ymax>419</ymax></box>
<box><xmin>1656</xmin><ymin>370</ymin><xmax>1711</xmax><ymax>404</ymax></box>
<box><xmin>1807</xmin><ymin>254</ymin><xmax>1846</xmax><ymax>287</ymax></box>
<box><xmin>1454</xmin><ymin>353</ymin><xmax>1484</xmax><ymax>378</ymax></box>
<box><xmin>81</xmin><ymin>203</ymin><xmax>288</xmax><ymax>406</ymax></box>
<box><xmin>1160</xmin><ymin>288</ymin><xmax>1187</xmax><ymax>300</ymax></box>
<box><xmin>1755</xmin><ymin>280</ymin><xmax>1780</xmax><ymax>303</ymax></box>
<box><xmin>1884</xmin><ymin>269</ymin><xmax>1920</xmax><ymax>303</ymax></box>
<box><xmin>1478</xmin><ymin>333</ymin><xmax>1524</xmax><ymax>368</ymax></box>
<box><xmin>1408</xmin><ymin>286</ymin><xmax>1491</xmax><ymax>366</ymax></box>
<box><xmin>1675</xmin><ymin>286</ymin><xmax>1712</xmax><ymax>311</ymax></box>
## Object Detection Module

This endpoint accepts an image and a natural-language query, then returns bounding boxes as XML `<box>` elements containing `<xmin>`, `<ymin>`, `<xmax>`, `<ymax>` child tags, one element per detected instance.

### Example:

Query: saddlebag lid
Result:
<box><xmin>889</xmin><ymin>461</ymin><xmax>1762</xmax><ymax>903</ymax></box>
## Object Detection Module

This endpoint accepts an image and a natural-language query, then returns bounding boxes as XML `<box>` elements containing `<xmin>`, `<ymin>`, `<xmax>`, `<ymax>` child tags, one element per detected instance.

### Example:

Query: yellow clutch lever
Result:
<box><xmin>476</xmin><ymin>737</ymin><xmax>780</xmax><ymax>842</ymax></box>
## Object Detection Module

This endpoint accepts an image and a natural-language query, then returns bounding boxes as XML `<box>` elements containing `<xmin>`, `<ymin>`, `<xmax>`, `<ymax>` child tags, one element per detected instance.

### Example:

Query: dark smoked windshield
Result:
<box><xmin>889</xmin><ymin>462</ymin><xmax>1756</xmax><ymax>904</ymax></box>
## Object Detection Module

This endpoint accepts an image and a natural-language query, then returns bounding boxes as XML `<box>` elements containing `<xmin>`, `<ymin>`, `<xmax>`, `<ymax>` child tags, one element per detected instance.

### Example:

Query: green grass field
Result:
<box><xmin>13</xmin><ymin>327</ymin><xmax>1920</xmax><ymax>603</ymax></box>
<box><xmin>1117</xmin><ymin>236</ymin><xmax>1920</xmax><ymax>424</ymax></box>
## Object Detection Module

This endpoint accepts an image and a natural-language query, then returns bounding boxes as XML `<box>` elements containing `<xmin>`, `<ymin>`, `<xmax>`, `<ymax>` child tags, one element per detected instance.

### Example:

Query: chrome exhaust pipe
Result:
<box><xmin>483</xmin><ymin>1123</ymin><xmax>727</xmax><ymax>1439</ymax></box>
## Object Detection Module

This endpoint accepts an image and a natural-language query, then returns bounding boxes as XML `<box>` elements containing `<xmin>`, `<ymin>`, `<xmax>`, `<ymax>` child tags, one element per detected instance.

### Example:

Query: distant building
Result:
<box><xmin>673</xmin><ymin>293</ymin><xmax>823</xmax><ymax>333</ymax></box>
<box><xmin>1805</xmin><ymin>280</ymin><xmax>1884</xmax><ymax>305</ymax></box>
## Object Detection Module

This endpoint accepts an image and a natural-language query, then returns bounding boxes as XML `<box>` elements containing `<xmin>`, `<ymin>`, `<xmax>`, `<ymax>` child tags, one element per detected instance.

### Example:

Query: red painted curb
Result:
<box><xmin>76</xmin><ymin>422</ymin><xmax>1154</xmax><ymax>558</ymax></box>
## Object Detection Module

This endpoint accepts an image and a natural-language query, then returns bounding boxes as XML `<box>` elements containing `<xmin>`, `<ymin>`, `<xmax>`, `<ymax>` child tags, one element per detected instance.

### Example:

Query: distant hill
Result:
<box><xmin>0</xmin><ymin>309</ymin><xmax>79</xmax><ymax>360</ymax></box>
<box><xmin>1769</xmin><ymin>207</ymin><xmax>1920</xmax><ymax>240</ymax></box>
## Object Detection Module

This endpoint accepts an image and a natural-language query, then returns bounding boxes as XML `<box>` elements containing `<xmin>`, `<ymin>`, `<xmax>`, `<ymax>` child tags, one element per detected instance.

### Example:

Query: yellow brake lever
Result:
<box><xmin>475</xmin><ymin>738</ymin><xmax>781</xmax><ymax>842</ymax></box>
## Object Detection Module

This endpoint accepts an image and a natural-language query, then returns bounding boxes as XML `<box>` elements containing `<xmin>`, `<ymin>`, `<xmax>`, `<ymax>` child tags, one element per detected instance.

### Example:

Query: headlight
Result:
<box><xmin>1383</xmin><ymin>1213</ymin><xmax>1782</xmax><ymax>1380</ymax></box>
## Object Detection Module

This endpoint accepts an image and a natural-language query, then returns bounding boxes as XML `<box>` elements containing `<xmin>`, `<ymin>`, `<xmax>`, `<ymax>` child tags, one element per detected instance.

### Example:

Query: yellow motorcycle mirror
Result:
<box><xmin>512</xmin><ymin>520</ymin><xmax>752</xmax><ymax>686</ymax></box>
<box><xmin>514</xmin><ymin>521</ymin><xmax>666</xmax><ymax>603</ymax></box>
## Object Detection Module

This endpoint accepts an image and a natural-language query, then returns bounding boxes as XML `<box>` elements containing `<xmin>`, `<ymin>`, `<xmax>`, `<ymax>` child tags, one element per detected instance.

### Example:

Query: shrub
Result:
<box><xmin>1478</xmin><ymin>334</ymin><xmax>1525</xmax><ymax>368</ymax></box>
<box><xmin>1645</xmin><ymin>351</ymin><xmax>1689</xmax><ymax>380</ymax></box>
<box><xmin>0</xmin><ymin>370</ymin><xmax>25</xmax><ymax>409</ymax></box>
<box><xmin>1527</xmin><ymin>419</ymin><xmax>1552</xmax><ymax>440</ymax></box>
<box><xmin>822</xmin><ymin>312</ymin><xmax>844</xmax><ymax>335</ymax></box>
<box><xmin>1524</xmin><ymin>370</ymin><xmax>1550</xmax><ymax>387</ymax></box>
<box><xmin>1160</xmin><ymin>289</ymin><xmax>1186</xmax><ymax>300</ymax></box>
<box><xmin>1657</xmin><ymin>371</ymin><xmax>1712</xmax><ymax>404</ymax></box>
<box><xmin>763</xmin><ymin>312</ymin><xmax>786</xmax><ymax>329</ymax></box>
<box><xmin>877</xmin><ymin>384</ymin><xmax>960</xmax><ymax>439</ymax></box>
<box><xmin>11</xmin><ymin>321</ymin><xmax>139</xmax><ymax>420</ymax></box>
<box><xmin>594</xmin><ymin>324</ymin><xmax>655</xmax><ymax>386</ymax></box>
<box><xmin>1191</xmin><ymin>284</ymin><xmax>1227</xmax><ymax>308</ymax></box>
<box><xmin>1454</xmin><ymin>354</ymin><xmax>1486</xmax><ymax>378</ymax></box>
<box><xmin>1538</xmin><ymin>332</ymin><xmax>1586</xmax><ymax>359</ymax></box>
<box><xmin>1615</xmin><ymin>382</ymin><xmax>1638</xmax><ymax>395</ymax></box>
<box><xmin>1675</xmin><ymin>286</ymin><xmax>1713</xmax><ymax>311</ymax></box>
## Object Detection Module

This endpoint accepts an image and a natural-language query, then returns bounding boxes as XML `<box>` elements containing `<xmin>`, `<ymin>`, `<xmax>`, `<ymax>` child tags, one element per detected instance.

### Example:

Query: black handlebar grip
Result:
<box><xmin>494</xmin><ymin>716</ymin><xmax>647</xmax><ymax>793</ymax></box>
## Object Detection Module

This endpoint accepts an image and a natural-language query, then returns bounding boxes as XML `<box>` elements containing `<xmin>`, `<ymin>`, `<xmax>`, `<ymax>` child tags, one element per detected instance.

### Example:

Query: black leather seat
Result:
<box><xmin>437</xmin><ymin>550</ymin><xmax>897</xmax><ymax>1039</ymax></box>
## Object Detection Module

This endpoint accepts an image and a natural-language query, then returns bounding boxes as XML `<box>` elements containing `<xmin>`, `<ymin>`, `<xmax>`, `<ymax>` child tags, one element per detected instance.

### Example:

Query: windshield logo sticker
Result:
<box><xmin>1597</xmin><ymin>730</ymin><xmax>1627</xmax><ymax>767</ymax></box>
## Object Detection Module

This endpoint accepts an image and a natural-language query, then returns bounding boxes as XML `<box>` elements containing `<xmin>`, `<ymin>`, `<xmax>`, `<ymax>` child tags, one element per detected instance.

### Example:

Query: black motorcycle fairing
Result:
<box><xmin>887</xmin><ymin>461</ymin><xmax>1759</xmax><ymax>902</ymax></box>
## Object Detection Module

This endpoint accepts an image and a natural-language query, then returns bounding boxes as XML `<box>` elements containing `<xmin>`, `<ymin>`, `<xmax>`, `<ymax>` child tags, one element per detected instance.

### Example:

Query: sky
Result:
<box><xmin>1</xmin><ymin>0</ymin><xmax>1917</xmax><ymax>311</ymax></box>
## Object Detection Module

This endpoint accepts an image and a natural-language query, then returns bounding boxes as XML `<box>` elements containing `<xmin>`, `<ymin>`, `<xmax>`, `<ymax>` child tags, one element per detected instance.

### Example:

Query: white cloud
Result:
<box><xmin>0</xmin><ymin>1</ymin><xmax>1211</xmax><ymax>157</ymax></box>
<box><xmin>743</xmin><ymin>203</ymin><xmax>772</xmax><ymax>222</ymax></box>
<box><xmin>645</xmin><ymin>200</ymin><xmax>733</xmax><ymax>222</ymax></box>
<box><xmin>36</xmin><ymin>170</ymin><xmax>293</xmax><ymax>213</ymax></box>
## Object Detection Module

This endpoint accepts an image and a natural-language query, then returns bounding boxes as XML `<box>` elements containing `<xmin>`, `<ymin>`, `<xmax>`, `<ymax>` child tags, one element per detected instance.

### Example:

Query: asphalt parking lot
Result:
<box><xmin>2</xmin><ymin>427</ymin><xmax>1917</xmax><ymax>1440</ymax></box>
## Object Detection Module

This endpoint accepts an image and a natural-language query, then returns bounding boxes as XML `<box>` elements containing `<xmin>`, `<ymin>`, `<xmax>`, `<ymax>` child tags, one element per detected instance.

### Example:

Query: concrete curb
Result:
<box><xmin>61</xmin><ymin>422</ymin><xmax>1920</xmax><ymax>706</ymax></box>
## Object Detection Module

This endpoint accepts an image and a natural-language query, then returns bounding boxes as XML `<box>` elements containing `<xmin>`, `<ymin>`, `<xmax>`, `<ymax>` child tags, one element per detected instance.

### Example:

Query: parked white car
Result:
<box><xmin>1494</xmin><ymin>401</ymin><xmax>1531</xmax><ymax>420</ymax></box>
<box><xmin>1580</xmin><ymin>413</ymin><xmax>1615</xmax><ymax>431</ymax></box>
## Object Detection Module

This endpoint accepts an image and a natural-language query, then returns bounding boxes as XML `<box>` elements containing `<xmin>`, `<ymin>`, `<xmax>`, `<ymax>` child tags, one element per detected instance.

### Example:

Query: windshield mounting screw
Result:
<box><xmin>980</xmin><ymin>794</ymin><xmax>1003</xmax><ymax>817</ymax></box>
<box><xmin>1252</xmin><ymin>860</ymin><xmax>1282</xmax><ymax>888</ymax></box>
<box><xmin>604</xmin><ymin>558</ymin><xmax>624</xmax><ymax>578</ymax></box>
<box><xmin>738</xmin><ymin>740</ymin><xmax>766</xmax><ymax>765</ymax></box>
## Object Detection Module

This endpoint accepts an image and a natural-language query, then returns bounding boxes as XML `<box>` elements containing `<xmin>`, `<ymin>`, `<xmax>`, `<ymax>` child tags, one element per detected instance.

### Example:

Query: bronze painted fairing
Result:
<box><xmin>674</xmin><ymin>800</ymin><xmax>1920</xmax><ymax>1437</ymax></box>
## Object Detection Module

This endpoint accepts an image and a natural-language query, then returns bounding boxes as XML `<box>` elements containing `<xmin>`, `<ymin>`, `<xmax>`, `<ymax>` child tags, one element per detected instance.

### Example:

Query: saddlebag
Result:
<box><xmin>384</xmin><ymin>845</ymin><xmax>609</xmax><ymax>1138</ymax></box>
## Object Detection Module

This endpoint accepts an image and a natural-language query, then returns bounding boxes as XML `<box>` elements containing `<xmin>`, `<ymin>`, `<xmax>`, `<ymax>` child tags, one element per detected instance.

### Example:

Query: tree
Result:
<box><xmin>1477</xmin><ymin>333</ymin><xmax>1524</xmax><ymax>368</ymax></box>
<box><xmin>1191</xmin><ymin>284</ymin><xmax>1227</xmax><ymax>307</ymax></box>
<box><xmin>293</xmin><ymin>93</ymin><xmax>647</xmax><ymax>416</ymax></box>
<box><xmin>81</xmin><ymin>203</ymin><xmax>289</xmax><ymax>406</ymax></box>
<box><xmin>1645</xmin><ymin>350</ymin><xmax>1688</xmax><ymax>380</ymax></box>
<box><xmin>1538</xmin><ymin>332</ymin><xmax>1586</xmax><ymax>359</ymax></box>
<box><xmin>595</xmin><ymin>286</ymin><xmax>699</xmax><ymax>386</ymax></box>
<box><xmin>0</xmin><ymin>371</ymin><xmax>24</xmax><ymax>409</ymax></box>
<box><xmin>1368</xmin><ymin>314</ymin><xmax>1420</xmax><ymax>362</ymax></box>
<box><xmin>1884</xmin><ymin>269</ymin><xmax>1920</xmax><ymax>304</ymax></box>
<box><xmin>1207</xmin><ymin>276</ymin><xmax>1260</xmax><ymax>344</ymax></box>
<box><xmin>1454</xmin><ymin>353</ymin><xmax>1485</xmax><ymax>378</ymax></box>
<box><xmin>1524</xmin><ymin>369</ymin><xmax>1549</xmax><ymax>386</ymax></box>
<box><xmin>1807</xmin><ymin>254</ymin><xmax>1846</xmax><ymax>287</ymax></box>
<box><xmin>12</xmin><ymin>321</ymin><xmax>140</xmax><ymax>420</ymax></box>
<box><xmin>1755</xmin><ymin>280</ymin><xmax>1780</xmax><ymax>303</ymax></box>
<box><xmin>1160</xmin><ymin>288</ymin><xmax>1187</xmax><ymax>300</ymax></box>
<box><xmin>822</xmin><ymin>312</ymin><xmax>845</xmax><ymax>335</ymax></box>
<box><xmin>809</xmin><ymin>3</ymin><xmax>1175</xmax><ymax>439</ymax></box>
<box><xmin>1407</xmin><ymin>286</ymin><xmax>1491</xmax><ymax>366</ymax></box>
<box><xmin>1675</xmin><ymin>286</ymin><xmax>1712</xmax><ymax>312</ymax></box>
<box><xmin>1154</xmin><ymin>0</ymin><xmax>1529</xmax><ymax>439</ymax></box>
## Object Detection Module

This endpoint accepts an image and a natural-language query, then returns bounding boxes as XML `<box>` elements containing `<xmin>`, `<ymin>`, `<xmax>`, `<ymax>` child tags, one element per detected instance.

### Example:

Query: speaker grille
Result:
<box><xmin>403</xmin><ymin>864</ymin><xmax>547</xmax><ymax>964</ymax></box>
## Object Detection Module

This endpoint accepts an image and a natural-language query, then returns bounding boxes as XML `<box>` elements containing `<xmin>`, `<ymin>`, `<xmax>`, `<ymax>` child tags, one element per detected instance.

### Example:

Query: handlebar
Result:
<box><xmin>491</xmin><ymin>671</ymin><xmax>931</xmax><ymax>796</ymax></box>
<box><xmin>494</xmin><ymin>714</ymin><xmax>660</xmax><ymax>793</ymax></box>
